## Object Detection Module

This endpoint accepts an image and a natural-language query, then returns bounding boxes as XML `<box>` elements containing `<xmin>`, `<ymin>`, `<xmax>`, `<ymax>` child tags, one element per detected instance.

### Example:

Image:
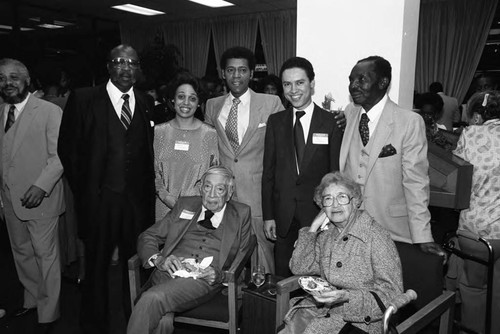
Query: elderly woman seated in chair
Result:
<box><xmin>280</xmin><ymin>172</ymin><xmax>403</xmax><ymax>334</ymax></box>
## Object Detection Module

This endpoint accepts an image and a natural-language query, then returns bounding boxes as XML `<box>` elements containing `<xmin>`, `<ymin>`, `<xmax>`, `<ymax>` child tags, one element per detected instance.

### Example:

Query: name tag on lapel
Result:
<box><xmin>179</xmin><ymin>210</ymin><xmax>195</xmax><ymax>220</ymax></box>
<box><xmin>174</xmin><ymin>141</ymin><xmax>189</xmax><ymax>151</ymax></box>
<box><xmin>312</xmin><ymin>133</ymin><xmax>328</xmax><ymax>145</ymax></box>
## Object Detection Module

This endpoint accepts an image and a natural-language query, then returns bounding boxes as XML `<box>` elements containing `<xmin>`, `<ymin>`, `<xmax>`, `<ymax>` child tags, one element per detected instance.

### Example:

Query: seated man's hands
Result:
<box><xmin>155</xmin><ymin>254</ymin><xmax>185</xmax><ymax>277</ymax></box>
<box><xmin>312</xmin><ymin>289</ymin><xmax>349</xmax><ymax>306</ymax></box>
<box><xmin>198</xmin><ymin>266</ymin><xmax>219</xmax><ymax>285</ymax></box>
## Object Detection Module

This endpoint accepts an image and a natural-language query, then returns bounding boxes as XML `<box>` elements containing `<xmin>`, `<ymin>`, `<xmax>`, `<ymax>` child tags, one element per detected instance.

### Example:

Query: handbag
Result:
<box><xmin>338</xmin><ymin>291</ymin><xmax>399</xmax><ymax>334</ymax></box>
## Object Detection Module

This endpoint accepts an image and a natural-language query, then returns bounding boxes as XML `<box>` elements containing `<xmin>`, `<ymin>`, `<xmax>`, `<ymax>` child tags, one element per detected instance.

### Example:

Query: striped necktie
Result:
<box><xmin>121</xmin><ymin>94</ymin><xmax>132</xmax><ymax>130</ymax></box>
<box><xmin>4</xmin><ymin>105</ymin><xmax>16</xmax><ymax>133</ymax></box>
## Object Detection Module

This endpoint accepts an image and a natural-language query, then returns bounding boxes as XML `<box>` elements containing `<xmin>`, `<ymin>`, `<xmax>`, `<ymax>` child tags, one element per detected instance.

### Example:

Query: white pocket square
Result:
<box><xmin>258</xmin><ymin>123</ymin><xmax>266</xmax><ymax>128</ymax></box>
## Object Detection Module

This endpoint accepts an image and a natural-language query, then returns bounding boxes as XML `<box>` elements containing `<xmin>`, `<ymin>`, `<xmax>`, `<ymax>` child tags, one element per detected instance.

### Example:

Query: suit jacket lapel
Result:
<box><xmin>339</xmin><ymin>105</ymin><xmax>361</xmax><ymax>171</ymax></box>
<box><xmin>238</xmin><ymin>90</ymin><xmax>259</xmax><ymax>155</ymax></box>
<box><xmin>213</xmin><ymin>96</ymin><xmax>234</xmax><ymax>154</ymax></box>
<box><xmin>366</xmin><ymin>102</ymin><xmax>394</xmax><ymax>177</ymax></box>
<box><xmin>219</xmin><ymin>202</ymin><xmax>239</xmax><ymax>269</ymax></box>
<box><xmin>10</xmin><ymin>95</ymin><xmax>37</xmax><ymax>160</ymax></box>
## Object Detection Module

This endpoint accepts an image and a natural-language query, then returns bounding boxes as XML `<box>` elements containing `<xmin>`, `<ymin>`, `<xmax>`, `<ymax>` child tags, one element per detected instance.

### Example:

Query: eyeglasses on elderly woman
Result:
<box><xmin>321</xmin><ymin>193</ymin><xmax>353</xmax><ymax>207</ymax></box>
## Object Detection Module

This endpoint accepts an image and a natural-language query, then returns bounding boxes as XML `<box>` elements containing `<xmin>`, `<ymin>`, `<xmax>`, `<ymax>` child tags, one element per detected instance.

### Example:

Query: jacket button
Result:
<box><xmin>336</xmin><ymin>261</ymin><xmax>342</xmax><ymax>268</ymax></box>
<box><xmin>343</xmin><ymin>236</ymin><xmax>348</xmax><ymax>241</ymax></box>
<box><xmin>234</xmin><ymin>158</ymin><xmax>238</xmax><ymax>162</ymax></box>
<box><xmin>364</xmin><ymin>316</ymin><xmax>371</xmax><ymax>323</ymax></box>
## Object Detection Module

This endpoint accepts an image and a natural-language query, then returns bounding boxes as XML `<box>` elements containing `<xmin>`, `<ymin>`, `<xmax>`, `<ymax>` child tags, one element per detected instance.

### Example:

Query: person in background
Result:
<box><xmin>154</xmin><ymin>72</ymin><xmax>219</xmax><ymax>221</ymax></box>
<box><xmin>0</xmin><ymin>58</ymin><xmax>65</xmax><ymax>334</ymax></box>
<box><xmin>58</xmin><ymin>44</ymin><xmax>155</xmax><ymax>334</ymax></box>
<box><xmin>260</xmin><ymin>74</ymin><xmax>289</xmax><ymax>108</ymax></box>
<box><xmin>280</xmin><ymin>172</ymin><xmax>402</xmax><ymax>334</ymax></box>
<box><xmin>452</xmin><ymin>90</ymin><xmax>500</xmax><ymax>334</ymax></box>
<box><xmin>429</xmin><ymin>82</ymin><xmax>460</xmax><ymax>131</ymax></box>
<box><xmin>262</xmin><ymin>56</ymin><xmax>343</xmax><ymax>277</ymax></box>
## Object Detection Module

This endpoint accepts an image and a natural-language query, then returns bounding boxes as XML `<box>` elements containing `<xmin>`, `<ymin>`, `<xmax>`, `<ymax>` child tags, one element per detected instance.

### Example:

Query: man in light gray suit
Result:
<box><xmin>205</xmin><ymin>47</ymin><xmax>283</xmax><ymax>273</ymax></box>
<box><xmin>0</xmin><ymin>58</ymin><xmax>64</xmax><ymax>333</ymax></box>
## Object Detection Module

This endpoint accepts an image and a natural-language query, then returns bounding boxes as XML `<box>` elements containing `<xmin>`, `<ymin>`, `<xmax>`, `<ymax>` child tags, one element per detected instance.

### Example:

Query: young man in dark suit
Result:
<box><xmin>262</xmin><ymin>57</ymin><xmax>343</xmax><ymax>277</ymax></box>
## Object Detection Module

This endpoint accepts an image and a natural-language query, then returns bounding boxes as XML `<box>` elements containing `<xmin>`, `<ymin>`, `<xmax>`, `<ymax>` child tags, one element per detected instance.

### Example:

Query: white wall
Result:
<box><xmin>296</xmin><ymin>0</ymin><xmax>420</xmax><ymax>110</ymax></box>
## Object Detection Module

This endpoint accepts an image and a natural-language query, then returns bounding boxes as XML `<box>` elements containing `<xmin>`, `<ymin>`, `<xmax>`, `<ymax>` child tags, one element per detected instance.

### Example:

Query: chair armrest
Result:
<box><xmin>275</xmin><ymin>276</ymin><xmax>301</xmax><ymax>331</ymax></box>
<box><xmin>396</xmin><ymin>290</ymin><xmax>455</xmax><ymax>334</ymax></box>
<box><xmin>225</xmin><ymin>235</ymin><xmax>257</xmax><ymax>283</ymax></box>
<box><xmin>128</xmin><ymin>254</ymin><xmax>142</xmax><ymax>306</ymax></box>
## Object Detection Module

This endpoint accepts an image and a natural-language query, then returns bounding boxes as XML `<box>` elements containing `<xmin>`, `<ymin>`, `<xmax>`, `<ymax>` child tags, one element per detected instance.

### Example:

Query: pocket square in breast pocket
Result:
<box><xmin>258</xmin><ymin>122</ymin><xmax>266</xmax><ymax>128</ymax></box>
<box><xmin>379</xmin><ymin>144</ymin><xmax>397</xmax><ymax>158</ymax></box>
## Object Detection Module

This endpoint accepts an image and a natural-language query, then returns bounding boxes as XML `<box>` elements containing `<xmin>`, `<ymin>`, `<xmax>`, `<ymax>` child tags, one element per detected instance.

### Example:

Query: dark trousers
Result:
<box><xmin>80</xmin><ymin>188</ymin><xmax>146</xmax><ymax>334</ymax></box>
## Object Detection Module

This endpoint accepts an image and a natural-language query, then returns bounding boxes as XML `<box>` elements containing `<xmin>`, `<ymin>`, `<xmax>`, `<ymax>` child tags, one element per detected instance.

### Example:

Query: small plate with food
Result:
<box><xmin>298</xmin><ymin>276</ymin><xmax>335</xmax><ymax>295</ymax></box>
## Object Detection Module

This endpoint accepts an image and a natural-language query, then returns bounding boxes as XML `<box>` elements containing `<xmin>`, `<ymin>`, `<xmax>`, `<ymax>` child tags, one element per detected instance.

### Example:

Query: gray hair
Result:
<box><xmin>200</xmin><ymin>165</ymin><xmax>235</xmax><ymax>193</ymax></box>
<box><xmin>313</xmin><ymin>171</ymin><xmax>362</xmax><ymax>207</ymax></box>
<box><xmin>0</xmin><ymin>58</ymin><xmax>30</xmax><ymax>78</ymax></box>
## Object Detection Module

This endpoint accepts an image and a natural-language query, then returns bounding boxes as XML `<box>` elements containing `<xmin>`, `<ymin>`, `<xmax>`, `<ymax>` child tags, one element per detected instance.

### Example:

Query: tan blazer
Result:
<box><xmin>339</xmin><ymin>98</ymin><xmax>433</xmax><ymax>244</ymax></box>
<box><xmin>0</xmin><ymin>95</ymin><xmax>65</xmax><ymax>220</ymax></box>
<box><xmin>205</xmin><ymin>89</ymin><xmax>283</xmax><ymax>218</ymax></box>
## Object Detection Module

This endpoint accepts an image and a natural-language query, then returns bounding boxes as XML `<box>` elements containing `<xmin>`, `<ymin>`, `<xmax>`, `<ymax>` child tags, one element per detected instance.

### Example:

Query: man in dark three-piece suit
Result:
<box><xmin>127</xmin><ymin>166</ymin><xmax>251</xmax><ymax>334</ymax></box>
<box><xmin>262</xmin><ymin>57</ymin><xmax>343</xmax><ymax>277</ymax></box>
<box><xmin>58</xmin><ymin>44</ymin><xmax>155</xmax><ymax>333</ymax></box>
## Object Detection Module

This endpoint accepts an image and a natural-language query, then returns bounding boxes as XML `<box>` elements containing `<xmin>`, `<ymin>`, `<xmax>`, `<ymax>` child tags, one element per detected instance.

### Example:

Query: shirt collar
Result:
<box><xmin>199</xmin><ymin>203</ymin><xmax>227</xmax><ymax>228</ymax></box>
<box><xmin>293</xmin><ymin>100</ymin><xmax>314</xmax><ymax>114</ymax></box>
<box><xmin>227</xmin><ymin>89</ymin><xmax>250</xmax><ymax>106</ymax></box>
<box><xmin>362</xmin><ymin>93</ymin><xmax>388</xmax><ymax>119</ymax></box>
<box><xmin>10</xmin><ymin>92</ymin><xmax>30</xmax><ymax>113</ymax></box>
<box><xmin>106</xmin><ymin>79</ymin><xmax>134</xmax><ymax>105</ymax></box>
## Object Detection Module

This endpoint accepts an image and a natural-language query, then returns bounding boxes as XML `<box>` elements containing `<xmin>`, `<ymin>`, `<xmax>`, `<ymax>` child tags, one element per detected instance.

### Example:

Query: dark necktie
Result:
<box><xmin>294</xmin><ymin>111</ymin><xmax>306</xmax><ymax>167</ymax></box>
<box><xmin>4</xmin><ymin>105</ymin><xmax>16</xmax><ymax>133</ymax></box>
<box><xmin>121</xmin><ymin>94</ymin><xmax>132</xmax><ymax>130</ymax></box>
<box><xmin>198</xmin><ymin>210</ymin><xmax>216</xmax><ymax>230</ymax></box>
<box><xmin>225</xmin><ymin>98</ymin><xmax>241</xmax><ymax>152</ymax></box>
<box><xmin>359</xmin><ymin>113</ymin><xmax>370</xmax><ymax>146</ymax></box>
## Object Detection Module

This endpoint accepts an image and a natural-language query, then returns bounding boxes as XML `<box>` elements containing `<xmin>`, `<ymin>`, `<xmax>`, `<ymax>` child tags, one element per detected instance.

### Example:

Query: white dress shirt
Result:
<box><xmin>3</xmin><ymin>93</ymin><xmax>30</xmax><ymax>128</ymax></box>
<box><xmin>360</xmin><ymin>94</ymin><xmax>388</xmax><ymax>136</ymax></box>
<box><xmin>106</xmin><ymin>80</ymin><xmax>135</xmax><ymax>120</ymax></box>
<box><xmin>218</xmin><ymin>89</ymin><xmax>251</xmax><ymax>145</ymax></box>
<box><xmin>197</xmin><ymin>204</ymin><xmax>227</xmax><ymax>229</ymax></box>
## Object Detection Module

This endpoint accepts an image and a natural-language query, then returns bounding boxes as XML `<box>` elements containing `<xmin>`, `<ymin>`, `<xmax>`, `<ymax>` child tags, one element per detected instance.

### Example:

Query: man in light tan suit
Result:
<box><xmin>205</xmin><ymin>47</ymin><xmax>283</xmax><ymax>273</ymax></box>
<box><xmin>0</xmin><ymin>58</ymin><xmax>64</xmax><ymax>333</ymax></box>
<box><xmin>340</xmin><ymin>56</ymin><xmax>445</xmax><ymax>258</ymax></box>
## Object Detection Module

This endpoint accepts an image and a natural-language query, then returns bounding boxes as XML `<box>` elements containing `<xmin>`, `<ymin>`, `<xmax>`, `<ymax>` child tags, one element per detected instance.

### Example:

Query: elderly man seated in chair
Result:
<box><xmin>127</xmin><ymin>165</ymin><xmax>252</xmax><ymax>334</ymax></box>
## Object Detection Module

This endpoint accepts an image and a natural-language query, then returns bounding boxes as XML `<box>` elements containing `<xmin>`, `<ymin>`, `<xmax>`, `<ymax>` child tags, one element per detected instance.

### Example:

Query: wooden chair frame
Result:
<box><xmin>128</xmin><ymin>235</ymin><xmax>257</xmax><ymax>334</ymax></box>
<box><xmin>275</xmin><ymin>276</ymin><xmax>455</xmax><ymax>334</ymax></box>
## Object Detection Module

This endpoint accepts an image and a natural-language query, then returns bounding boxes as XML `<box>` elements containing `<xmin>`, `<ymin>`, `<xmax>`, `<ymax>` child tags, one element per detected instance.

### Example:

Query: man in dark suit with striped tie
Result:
<box><xmin>58</xmin><ymin>44</ymin><xmax>155</xmax><ymax>334</ymax></box>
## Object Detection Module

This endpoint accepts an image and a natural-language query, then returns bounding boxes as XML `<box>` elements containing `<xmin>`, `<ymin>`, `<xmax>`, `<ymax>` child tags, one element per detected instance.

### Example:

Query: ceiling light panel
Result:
<box><xmin>188</xmin><ymin>0</ymin><xmax>235</xmax><ymax>8</ymax></box>
<box><xmin>112</xmin><ymin>4</ymin><xmax>165</xmax><ymax>16</ymax></box>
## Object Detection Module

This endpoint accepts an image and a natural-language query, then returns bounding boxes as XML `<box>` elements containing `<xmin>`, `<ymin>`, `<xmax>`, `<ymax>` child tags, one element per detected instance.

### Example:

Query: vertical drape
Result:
<box><xmin>160</xmin><ymin>20</ymin><xmax>212</xmax><ymax>78</ymax></box>
<box><xmin>120</xmin><ymin>20</ymin><xmax>160</xmax><ymax>53</ymax></box>
<box><xmin>415</xmin><ymin>0</ymin><xmax>498</xmax><ymax>102</ymax></box>
<box><xmin>211</xmin><ymin>14</ymin><xmax>259</xmax><ymax>72</ymax></box>
<box><xmin>259</xmin><ymin>9</ymin><xmax>297</xmax><ymax>75</ymax></box>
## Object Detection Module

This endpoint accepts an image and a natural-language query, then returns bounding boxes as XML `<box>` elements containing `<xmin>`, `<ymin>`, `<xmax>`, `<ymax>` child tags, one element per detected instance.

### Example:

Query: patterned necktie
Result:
<box><xmin>359</xmin><ymin>113</ymin><xmax>370</xmax><ymax>146</ymax></box>
<box><xmin>198</xmin><ymin>210</ymin><xmax>216</xmax><ymax>230</ymax></box>
<box><xmin>294</xmin><ymin>111</ymin><xmax>306</xmax><ymax>167</ymax></box>
<box><xmin>4</xmin><ymin>105</ymin><xmax>16</xmax><ymax>133</ymax></box>
<box><xmin>121</xmin><ymin>94</ymin><xmax>132</xmax><ymax>130</ymax></box>
<box><xmin>225</xmin><ymin>98</ymin><xmax>241</xmax><ymax>152</ymax></box>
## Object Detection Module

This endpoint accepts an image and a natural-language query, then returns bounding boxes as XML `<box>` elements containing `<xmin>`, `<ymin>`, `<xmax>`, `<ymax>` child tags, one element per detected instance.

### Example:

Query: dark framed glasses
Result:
<box><xmin>110</xmin><ymin>57</ymin><xmax>140</xmax><ymax>69</ymax></box>
<box><xmin>321</xmin><ymin>193</ymin><xmax>352</xmax><ymax>207</ymax></box>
